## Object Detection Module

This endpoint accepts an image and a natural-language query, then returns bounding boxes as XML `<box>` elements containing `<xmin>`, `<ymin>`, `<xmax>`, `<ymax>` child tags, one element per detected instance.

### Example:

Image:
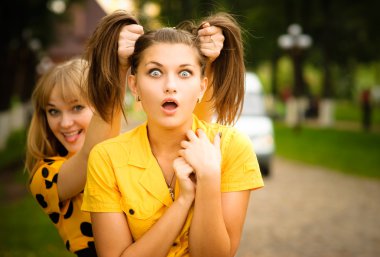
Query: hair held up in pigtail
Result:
<box><xmin>178</xmin><ymin>13</ymin><xmax>245</xmax><ymax>125</ymax></box>
<box><xmin>203</xmin><ymin>13</ymin><xmax>245</xmax><ymax>125</ymax></box>
<box><xmin>85</xmin><ymin>10</ymin><xmax>139</xmax><ymax>123</ymax></box>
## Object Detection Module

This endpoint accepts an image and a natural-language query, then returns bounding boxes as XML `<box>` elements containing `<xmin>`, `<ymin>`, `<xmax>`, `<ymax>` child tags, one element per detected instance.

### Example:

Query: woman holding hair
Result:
<box><xmin>25</xmin><ymin>13</ymin><xmax>141</xmax><ymax>256</ymax></box>
<box><xmin>82</xmin><ymin>12</ymin><xmax>263</xmax><ymax>257</ymax></box>
<box><xmin>25</xmin><ymin>10</ymin><xmax>225</xmax><ymax>256</ymax></box>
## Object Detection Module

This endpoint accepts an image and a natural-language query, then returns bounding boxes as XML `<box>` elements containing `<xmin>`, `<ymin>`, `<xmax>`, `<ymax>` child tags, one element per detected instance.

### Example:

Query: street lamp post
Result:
<box><xmin>278</xmin><ymin>24</ymin><xmax>312</xmax><ymax>127</ymax></box>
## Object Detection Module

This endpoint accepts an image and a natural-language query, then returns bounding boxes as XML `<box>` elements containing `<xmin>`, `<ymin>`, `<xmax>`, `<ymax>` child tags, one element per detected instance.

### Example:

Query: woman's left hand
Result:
<box><xmin>198</xmin><ymin>23</ymin><xmax>224</xmax><ymax>64</ymax></box>
<box><xmin>179</xmin><ymin>129</ymin><xmax>221</xmax><ymax>181</ymax></box>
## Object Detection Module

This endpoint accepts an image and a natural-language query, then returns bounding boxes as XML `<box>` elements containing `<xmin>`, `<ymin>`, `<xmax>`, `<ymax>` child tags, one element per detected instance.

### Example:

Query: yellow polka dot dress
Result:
<box><xmin>29</xmin><ymin>157</ymin><xmax>97</xmax><ymax>256</ymax></box>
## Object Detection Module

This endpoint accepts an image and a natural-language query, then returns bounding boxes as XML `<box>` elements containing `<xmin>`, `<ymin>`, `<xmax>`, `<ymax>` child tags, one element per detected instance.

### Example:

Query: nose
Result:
<box><xmin>164</xmin><ymin>74</ymin><xmax>177</xmax><ymax>94</ymax></box>
<box><xmin>60</xmin><ymin>112</ymin><xmax>74</xmax><ymax>128</ymax></box>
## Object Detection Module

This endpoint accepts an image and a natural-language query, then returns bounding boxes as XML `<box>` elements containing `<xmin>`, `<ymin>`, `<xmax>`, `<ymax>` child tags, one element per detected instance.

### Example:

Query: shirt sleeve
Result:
<box><xmin>29</xmin><ymin>158</ymin><xmax>65</xmax><ymax>214</ymax></box>
<box><xmin>220</xmin><ymin>128</ymin><xmax>264</xmax><ymax>192</ymax></box>
<box><xmin>82</xmin><ymin>144</ymin><xmax>123</xmax><ymax>213</ymax></box>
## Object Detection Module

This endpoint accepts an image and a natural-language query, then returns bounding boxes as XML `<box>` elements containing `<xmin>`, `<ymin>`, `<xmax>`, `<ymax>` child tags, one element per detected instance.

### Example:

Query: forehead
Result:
<box><xmin>47</xmin><ymin>84</ymin><xmax>82</xmax><ymax>105</ymax></box>
<box><xmin>141</xmin><ymin>43</ymin><xmax>201</xmax><ymax>66</ymax></box>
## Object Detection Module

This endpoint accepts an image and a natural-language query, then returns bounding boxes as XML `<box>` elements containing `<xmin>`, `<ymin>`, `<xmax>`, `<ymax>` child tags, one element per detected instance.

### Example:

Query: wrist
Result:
<box><xmin>176</xmin><ymin>195</ymin><xmax>194</xmax><ymax>209</ymax></box>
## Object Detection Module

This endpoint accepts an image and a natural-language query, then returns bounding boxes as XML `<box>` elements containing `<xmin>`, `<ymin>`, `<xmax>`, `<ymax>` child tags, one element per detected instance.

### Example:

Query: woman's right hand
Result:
<box><xmin>173</xmin><ymin>157</ymin><xmax>196</xmax><ymax>204</ymax></box>
<box><xmin>118</xmin><ymin>24</ymin><xmax>144</xmax><ymax>69</ymax></box>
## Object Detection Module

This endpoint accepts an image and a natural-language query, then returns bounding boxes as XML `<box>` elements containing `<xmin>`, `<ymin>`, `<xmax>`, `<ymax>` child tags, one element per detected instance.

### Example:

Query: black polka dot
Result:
<box><xmin>59</xmin><ymin>201</ymin><xmax>64</xmax><ymax>209</ymax></box>
<box><xmin>45</xmin><ymin>180</ymin><xmax>53</xmax><ymax>189</ymax></box>
<box><xmin>66</xmin><ymin>240</ymin><xmax>70</xmax><ymax>251</ymax></box>
<box><xmin>36</xmin><ymin>194</ymin><xmax>48</xmax><ymax>208</ymax></box>
<box><xmin>41</xmin><ymin>167</ymin><xmax>49</xmax><ymax>178</ymax></box>
<box><xmin>52</xmin><ymin>173</ymin><xmax>58</xmax><ymax>183</ymax></box>
<box><xmin>43</xmin><ymin>158</ymin><xmax>55</xmax><ymax>164</ymax></box>
<box><xmin>129</xmin><ymin>209</ymin><xmax>135</xmax><ymax>215</ymax></box>
<box><xmin>88</xmin><ymin>241</ymin><xmax>96</xmax><ymax>250</ymax></box>
<box><xmin>172</xmin><ymin>242</ymin><xmax>178</xmax><ymax>246</ymax></box>
<box><xmin>49</xmin><ymin>212</ymin><xmax>60</xmax><ymax>224</ymax></box>
<box><xmin>86</xmin><ymin>241</ymin><xmax>97</xmax><ymax>255</ymax></box>
<box><xmin>80</xmin><ymin>222</ymin><xmax>93</xmax><ymax>237</ymax></box>
<box><xmin>64</xmin><ymin>201</ymin><xmax>73</xmax><ymax>219</ymax></box>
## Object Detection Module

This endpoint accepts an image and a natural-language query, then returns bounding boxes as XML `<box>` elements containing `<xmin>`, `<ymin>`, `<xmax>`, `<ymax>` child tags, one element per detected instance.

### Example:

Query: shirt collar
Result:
<box><xmin>127</xmin><ymin>115</ymin><xmax>205</xmax><ymax>168</ymax></box>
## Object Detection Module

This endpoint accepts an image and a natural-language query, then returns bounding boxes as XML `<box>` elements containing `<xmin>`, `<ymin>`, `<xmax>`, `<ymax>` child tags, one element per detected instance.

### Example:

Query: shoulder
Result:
<box><xmin>30</xmin><ymin>156</ymin><xmax>67</xmax><ymax>184</ymax></box>
<box><xmin>89</xmin><ymin>124</ymin><xmax>146</xmax><ymax>168</ymax></box>
<box><xmin>196</xmin><ymin>118</ymin><xmax>251</xmax><ymax>152</ymax></box>
<box><xmin>29</xmin><ymin>156</ymin><xmax>67</xmax><ymax>207</ymax></box>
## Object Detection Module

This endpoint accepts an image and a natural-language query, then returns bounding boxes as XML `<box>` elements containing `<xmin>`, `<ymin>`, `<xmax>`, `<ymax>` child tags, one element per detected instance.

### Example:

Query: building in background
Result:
<box><xmin>48</xmin><ymin>0</ymin><xmax>106</xmax><ymax>63</ymax></box>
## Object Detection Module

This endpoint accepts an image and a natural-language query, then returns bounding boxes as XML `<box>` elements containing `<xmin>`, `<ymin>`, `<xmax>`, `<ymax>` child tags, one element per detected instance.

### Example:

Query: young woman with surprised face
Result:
<box><xmin>82</xmin><ymin>13</ymin><xmax>264</xmax><ymax>257</ymax></box>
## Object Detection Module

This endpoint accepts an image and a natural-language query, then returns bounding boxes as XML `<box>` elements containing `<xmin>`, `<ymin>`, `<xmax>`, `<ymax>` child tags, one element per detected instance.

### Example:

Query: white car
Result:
<box><xmin>234</xmin><ymin>72</ymin><xmax>275</xmax><ymax>176</ymax></box>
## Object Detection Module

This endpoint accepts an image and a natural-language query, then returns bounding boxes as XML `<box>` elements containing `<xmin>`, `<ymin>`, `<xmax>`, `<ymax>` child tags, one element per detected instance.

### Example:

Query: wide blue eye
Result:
<box><xmin>180</xmin><ymin>70</ymin><xmax>191</xmax><ymax>77</ymax></box>
<box><xmin>149</xmin><ymin>69</ymin><xmax>162</xmax><ymax>77</ymax></box>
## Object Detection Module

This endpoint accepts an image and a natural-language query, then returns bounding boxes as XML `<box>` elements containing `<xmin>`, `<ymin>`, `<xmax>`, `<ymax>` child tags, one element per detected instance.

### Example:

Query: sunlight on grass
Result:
<box><xmin>274</xmin><ymin>122</ymin><xmax>380</xmax><ymax>178</ymax></box>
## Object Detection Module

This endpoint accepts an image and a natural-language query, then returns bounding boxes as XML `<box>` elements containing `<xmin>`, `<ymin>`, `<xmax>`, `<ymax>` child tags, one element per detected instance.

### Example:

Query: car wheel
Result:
<box><xmin>260</xmin><ymin>164</ymin><xmax>270</xmax><ymax>177</ymax></box>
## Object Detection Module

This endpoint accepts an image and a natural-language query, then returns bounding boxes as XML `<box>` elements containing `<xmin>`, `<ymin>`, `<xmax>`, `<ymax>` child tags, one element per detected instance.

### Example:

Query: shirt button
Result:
<box><xmin>129</xmin><ymin>209</ymin><xmax>135</xmax><ymax>215</ymax></box>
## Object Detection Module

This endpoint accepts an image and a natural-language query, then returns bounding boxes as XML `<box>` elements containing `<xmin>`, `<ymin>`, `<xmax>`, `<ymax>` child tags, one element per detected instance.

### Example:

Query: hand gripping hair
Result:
<box><xmin>85</xmin><ymin>10</ymin><xmax>139</xmax><ymax>123</ymax></box>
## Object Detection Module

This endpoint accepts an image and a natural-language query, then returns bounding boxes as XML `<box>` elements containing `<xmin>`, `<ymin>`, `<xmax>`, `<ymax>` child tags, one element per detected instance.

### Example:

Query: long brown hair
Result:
<box><xmin>85</xmin><ymin>10</ymin><xmax>139</xmax><ymax>123</ymax></box>
<box><xmin>177</xmin><ymin>13</ymin><xmax>245</xmax><ymax>125</ymax></box>
<box><xmin>88</xmin><ymin>11</ymin><xmax>244</xmax><ymax>125</ymax></box>
<box><xmin>25</xmin><ymin>58</ymin><xmax>88</xmax><ymax>176</ymax></box>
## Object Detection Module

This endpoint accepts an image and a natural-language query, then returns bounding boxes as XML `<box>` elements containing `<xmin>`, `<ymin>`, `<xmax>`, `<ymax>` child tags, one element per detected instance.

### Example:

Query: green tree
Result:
<box><xmin>0</xmin><ymin>0</ymin><xmax>83</xmax><ymax>112</ymax></box>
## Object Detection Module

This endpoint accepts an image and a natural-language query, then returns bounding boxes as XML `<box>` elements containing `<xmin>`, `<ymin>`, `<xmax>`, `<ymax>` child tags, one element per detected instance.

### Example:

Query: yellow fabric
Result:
<box><xmin>29</xmin><ymin>157</ymin><xmax>95</xmax><ymax>253</ymax></box>
<box><xmin>82</xmin><ymin>115</ymin><xmax>263</xmax><ymax>256</ymax></box>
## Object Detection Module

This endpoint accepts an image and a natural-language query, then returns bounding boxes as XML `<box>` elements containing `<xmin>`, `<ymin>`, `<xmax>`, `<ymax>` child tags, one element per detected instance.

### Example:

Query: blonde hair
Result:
<box><xmin>25</xmin><ymin>58</ymin><xmax>88</xmax><ymax>176</ymax></box>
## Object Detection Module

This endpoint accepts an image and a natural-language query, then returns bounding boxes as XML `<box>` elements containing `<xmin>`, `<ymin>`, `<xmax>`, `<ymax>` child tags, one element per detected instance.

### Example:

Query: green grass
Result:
<box><xmin>274</xmin><ymin>122</ymin><xmax>380</xmax><ymax>178</ymax></box>
<box><xmin>0</xmin><ymin>129</ymin><xmax>26</xmax><ymax>170</ymax></box>
<box><xmin>0</xmin><ymin>188</ymin><xmax>72</xmax><ymax>257</ymax></box>
<box><xmin>335</xmin><ymin>100</ymin><xmax>380</xmax><ymax>124</ymax></box>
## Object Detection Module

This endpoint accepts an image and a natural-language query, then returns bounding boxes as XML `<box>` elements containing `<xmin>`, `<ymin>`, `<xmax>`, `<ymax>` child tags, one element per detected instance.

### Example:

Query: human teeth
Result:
<box><xmin>64</xmin><ymin>131</ymin><xmax>79</xmax><ymax>137</ymax></box>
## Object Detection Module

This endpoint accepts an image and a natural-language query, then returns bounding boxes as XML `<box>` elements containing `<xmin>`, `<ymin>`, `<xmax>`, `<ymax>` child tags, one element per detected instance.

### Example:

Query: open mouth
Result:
<box><xmin>162</xmin><ymin>101</ymin><xmax>178</xmax><ymax>110</ymax></box>
<box><xmin>62</xmin><ymin>129</ymin><xmax>82</xmax><ymax>143</ymax></box>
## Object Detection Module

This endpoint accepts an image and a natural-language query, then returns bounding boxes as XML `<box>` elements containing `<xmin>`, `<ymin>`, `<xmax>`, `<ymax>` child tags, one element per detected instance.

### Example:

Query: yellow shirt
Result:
<box><xmin>29</xmin><ymin>157</ymin><xmax>96</xmax><ymax>255</ymax></box>
<box><xmin>82</xmin><ymin>116</ymin><xmax>263</xmax><ymax>256</ymax></box>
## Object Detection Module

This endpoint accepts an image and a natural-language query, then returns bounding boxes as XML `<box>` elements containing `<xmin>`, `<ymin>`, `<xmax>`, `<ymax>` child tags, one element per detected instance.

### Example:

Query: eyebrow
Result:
<box><xmin>46</xmin><ymin>99</ymin><xmax>80</xmax><ymax>107</ymax></box>
<box><xmin>145</xmin><ymin>61</ymin><xmax>195</xmax><ymax>68</ymax></box>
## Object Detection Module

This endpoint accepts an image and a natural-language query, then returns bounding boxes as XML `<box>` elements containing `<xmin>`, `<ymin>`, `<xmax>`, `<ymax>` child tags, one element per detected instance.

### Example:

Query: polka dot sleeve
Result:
<box><xmin>29</xmin><ymin>157</ymin><xmax>66</xmax><ymax>215</ymax></box>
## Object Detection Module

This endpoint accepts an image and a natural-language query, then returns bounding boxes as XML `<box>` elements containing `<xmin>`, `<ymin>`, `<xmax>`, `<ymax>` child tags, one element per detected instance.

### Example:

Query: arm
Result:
<box><xmin>179</xmin><ymin>130</ymin><xmax>252</xmax><ymax>257</ymax></box>
<box><xmin>92</xmin><ymin>198</ymin><xmax>192</xmax><ymax>257</ymax></box>
<box><xmin>190</xmin><ymin>184</ymin><xmax>250</xmax><ymax>257</ymax></box>
<box><xmin>89</xmin><ymin>153</ymin><xmax>196</xmax><ymax>257</ymax></box>
<box><xmin>57</xmin><ymin>24</ymin><xmax>143</xmax><ymax>201</ymax></box>
<box><xmin>57</xmin><ymin>110</ymin><xmax>122</xmax><ymax>201</ymax></box>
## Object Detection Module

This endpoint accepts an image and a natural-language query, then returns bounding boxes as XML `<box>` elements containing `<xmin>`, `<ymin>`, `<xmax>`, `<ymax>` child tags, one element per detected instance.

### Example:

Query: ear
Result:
<box><xmin>127</xmin><ymin>74</ymin><xmax>138</xmax><ymax>98</ymax></box>
<box><xmin>199</xmin><ymin>76</ymin><xmax>208</xmax><ymax>99</ymax></box>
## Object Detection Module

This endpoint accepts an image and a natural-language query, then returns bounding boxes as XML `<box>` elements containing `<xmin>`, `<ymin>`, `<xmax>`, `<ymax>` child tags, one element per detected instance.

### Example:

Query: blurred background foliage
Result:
<box><xmin>1</xmin><ymin>0</ymin><xmax>380</xmax><ymax>111</ymax></box>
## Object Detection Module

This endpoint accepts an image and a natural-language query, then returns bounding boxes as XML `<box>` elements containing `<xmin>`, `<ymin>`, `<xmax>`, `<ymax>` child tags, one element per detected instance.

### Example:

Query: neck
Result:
<box><xmin>147</xmin><ymin>119</ymin><xmax>192</xmax><ymax>157</ymax></box>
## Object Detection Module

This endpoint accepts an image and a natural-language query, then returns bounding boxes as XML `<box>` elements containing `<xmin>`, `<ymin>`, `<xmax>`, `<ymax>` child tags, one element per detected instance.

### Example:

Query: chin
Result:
<box><xmin>64</xmin><ymin>143</ymin><xmax>84</xmax><ymax>156</ymax></box>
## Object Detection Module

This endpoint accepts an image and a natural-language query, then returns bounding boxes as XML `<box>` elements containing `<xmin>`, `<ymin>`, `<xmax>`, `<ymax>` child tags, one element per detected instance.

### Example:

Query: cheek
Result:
<box><xmin>82</xmin><ymin>110</ymin><xmax>94</xmax><ymax>129</ymax></box>
<box><xmin>46</xmin><ymin>116</ymin><xmax>58</xmax><ymax>133</ymax></box>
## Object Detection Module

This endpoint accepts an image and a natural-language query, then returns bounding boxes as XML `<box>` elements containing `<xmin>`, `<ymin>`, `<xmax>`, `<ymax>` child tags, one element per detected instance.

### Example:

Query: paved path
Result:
<box><xmin>236</xmin><ymin>157</ymin><xmax>380</xmax><ymax>257</ymax></box>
